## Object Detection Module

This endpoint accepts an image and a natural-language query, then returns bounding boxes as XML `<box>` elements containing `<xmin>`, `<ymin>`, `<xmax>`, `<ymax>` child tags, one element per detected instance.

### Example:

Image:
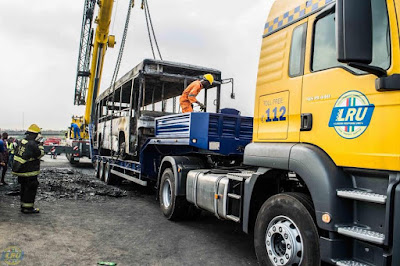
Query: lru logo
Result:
<box><xmin>329</xmin><ymin>91</ymin><xmax>375</xmax><ymax>139</ymax></box>
<box><xmin>334</xmin><ymin>106</ymin><xmax>370</xmax><ymax>123</ymax></box>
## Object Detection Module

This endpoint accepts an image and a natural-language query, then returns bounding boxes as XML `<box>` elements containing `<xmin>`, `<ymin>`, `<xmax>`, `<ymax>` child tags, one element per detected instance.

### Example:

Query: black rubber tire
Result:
<box><xmin>254</xmin><ymin>193</ymin><xmax>320</xmax><ymax>266</ymax></box>
<box><xmin>159</xmin><ymin>168</ymin><xmax>190</xmax><ymax>220</ymax></box>
<box><xmin>94</xmin><ymin>160</ymin><xmax>100</xmax><ymax>179</ymax></box>
<box><xmin>104</xmin><ymin>162</ymin><xmax>117</xmax><ymax>185</ymax></box>
<box><xmin>98</xmin><ymin>161</ymin><xmax>105</xmax><ymax>181</ymax></box>
<box><xmin>67</xmin><ymin>153</ymin><xmax>78</xmax><ymax>165</ymax></box>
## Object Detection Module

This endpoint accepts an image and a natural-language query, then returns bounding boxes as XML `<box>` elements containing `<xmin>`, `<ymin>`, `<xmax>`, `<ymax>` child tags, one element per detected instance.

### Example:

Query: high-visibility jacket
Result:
<box><xmin>179</xmin><ymin>80</ymin><xmax>203</xmax><ymax>113</ymax></box>
<box><xmin>12</xmin><ymin>138</ymin><xmax>44</xmax><ymax>177</ymax></box>
<box><xmin>7</xmin><ymin>142</ymin><xmax>15</xmax><ymax>155</ymax></box>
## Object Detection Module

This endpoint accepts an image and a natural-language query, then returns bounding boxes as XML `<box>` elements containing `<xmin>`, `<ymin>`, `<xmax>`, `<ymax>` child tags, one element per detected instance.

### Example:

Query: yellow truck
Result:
<box><xmin>245</xmin><ymin>0</ymin><xmax>400</xmax><ymax>264</ymax></box>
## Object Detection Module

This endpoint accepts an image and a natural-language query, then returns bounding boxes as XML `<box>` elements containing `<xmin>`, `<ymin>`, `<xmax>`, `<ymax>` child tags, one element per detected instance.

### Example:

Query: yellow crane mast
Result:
<box><xmin>84</xmin><ymin>0</ymin><xmax>115</xmax><ymax>126</ymax></box>
<box><xmin>66</xmin><ymin>0</ymin><xmax>116</xmax><ymax>163</ymax></box>
<box><xmin>70</xmin><ymin>0</ymin><xmax>116</xmax><ymax>140</ymax></box>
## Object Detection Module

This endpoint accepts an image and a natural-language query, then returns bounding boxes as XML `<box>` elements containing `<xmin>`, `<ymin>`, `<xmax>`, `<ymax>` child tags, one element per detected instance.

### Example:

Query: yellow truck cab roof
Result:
<box><xmin>264</xmin><ymin>0</ymin><xmax>334</xmax><ymax>36</ymax></box>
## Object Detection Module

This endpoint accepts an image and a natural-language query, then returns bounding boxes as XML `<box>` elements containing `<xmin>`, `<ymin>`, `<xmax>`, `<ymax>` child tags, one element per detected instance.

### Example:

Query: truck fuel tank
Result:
<box><xmin>186</xmin><ymin>169</ymin><xmax>253</xmax><ymax>221</ymax></box>
<box><xmin>186</xmin><ymin>169</ymin><xmax>230</xmax><ymax>219</ymax></box>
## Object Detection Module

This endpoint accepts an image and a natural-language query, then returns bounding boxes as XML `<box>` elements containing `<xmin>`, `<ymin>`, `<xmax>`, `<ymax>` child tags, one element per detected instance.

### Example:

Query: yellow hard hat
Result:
<box><xmin>203</xmin><ymin>74</ymin><xmax>214</xmax><ymax>85</ymax></box>
<box><xmin>27</xmin><ymin>124</ymin><xmax>41</xmax><ymax>134</ymax></box>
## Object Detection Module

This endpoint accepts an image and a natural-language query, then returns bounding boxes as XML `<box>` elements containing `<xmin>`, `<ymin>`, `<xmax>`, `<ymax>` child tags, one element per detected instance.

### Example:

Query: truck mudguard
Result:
<box><xmin>243</xmin><ymin>143</ymin><xmax>353</xmax><ymax>231</ymax></box>
<box><xmin>244</xmin><ymin>142</ymin><xmax>295</xmax><ymax>170</ymax></box>
<box><xmin>289</xmin><ymin>144</ymin><xmax>353</xmax><ymax>230</ymax></box>
<box><xmin>158</xmin><ymin>156</ymin><xmax>206</xmax><ymax>197</ymax></box>
<box><xmin>242</xmin><ymin>167</ymin><xmax>272</xmax><ymax>234</ymax></box>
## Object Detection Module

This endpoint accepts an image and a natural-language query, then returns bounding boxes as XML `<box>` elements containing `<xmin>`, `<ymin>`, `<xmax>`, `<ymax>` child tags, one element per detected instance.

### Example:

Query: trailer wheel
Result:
<box><xmin>159</xmin><ymin>168</ymin><xmax>187</xmax><ymax>220</ymax></box>
<box><xmin>98</xmin><ymin>161</ymin><xmax>105</xmax><ymax>181</ymax></box>
<box><xmin>94</xmin><ymin>160</ymin><xmax>100</xmax><ymax>179</ymax></box>
<box><xmin>254</xmin><ymin>193</ymin><xmax>319</xmax><ymax>266</ymax></box>
<box><xmin>104</xmin><ymin>162</ymin><xmax>117</xmax><ymax>185</ymax></box>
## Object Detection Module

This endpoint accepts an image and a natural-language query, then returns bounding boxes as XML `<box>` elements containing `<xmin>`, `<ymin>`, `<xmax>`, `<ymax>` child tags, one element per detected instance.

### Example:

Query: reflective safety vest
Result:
<box><xmin>12</xmin><ymin>139</ymin><xmax>44</xmax><ymax>177</ymax></box>
<box><xmin>7</xmin><ymin>142</ymin><xmax>15</xmax><ymax>155</ymax></box>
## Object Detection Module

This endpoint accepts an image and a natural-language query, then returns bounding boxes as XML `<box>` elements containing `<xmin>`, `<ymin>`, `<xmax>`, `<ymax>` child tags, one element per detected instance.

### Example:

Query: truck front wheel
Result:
<box><xmin>254</xmin><ymin>193</ymin><xmax>320</xmax><ymax>266</ymax></box>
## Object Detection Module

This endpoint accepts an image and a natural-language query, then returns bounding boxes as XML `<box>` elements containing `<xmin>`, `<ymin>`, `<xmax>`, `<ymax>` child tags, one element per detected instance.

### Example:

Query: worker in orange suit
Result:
<box><xmin>180</xmin><ymin>74</ymin><xmax>214</xmax><ymax>113</ymax></box>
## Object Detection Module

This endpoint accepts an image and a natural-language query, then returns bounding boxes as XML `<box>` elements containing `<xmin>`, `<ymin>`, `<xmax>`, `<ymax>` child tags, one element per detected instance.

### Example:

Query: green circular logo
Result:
<box><xmin>1</xmin><ymin>246</ymin><xmax>24</xmax><ymax>265</ymax></box>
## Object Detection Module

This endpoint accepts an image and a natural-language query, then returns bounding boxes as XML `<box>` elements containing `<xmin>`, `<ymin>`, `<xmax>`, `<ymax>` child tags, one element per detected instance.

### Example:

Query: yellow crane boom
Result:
<box><xmin>70</xmin><ymin>0</ymin><xmax>116</xmax><ymax>141</ymax></box>
<box><xmin>85</xmin><ymin>0</ymin><xmax>115</xmax><ymax>125</ymax></box>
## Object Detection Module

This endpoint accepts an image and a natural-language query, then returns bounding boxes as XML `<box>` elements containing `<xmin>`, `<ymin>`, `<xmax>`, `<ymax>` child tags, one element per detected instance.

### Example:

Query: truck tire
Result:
<box><xmin>94</xmin><ymin>160</ymin><xmax>100</xmax><ymax>179</ymax></box>
<box><xmin>98</xmin><ymin>161</ymin><xmax>105</xmax><ymax>181</ymax></box>
<box><xmin>159</xmin><ymin>168</ymin><xmax>188</xmax><ymax>220</ymax></box>
<box><xmin>254</xmin><ymin>193</ymin><xmax>320</xmax><ymax>266</ymax></box>
<box><xmin>104</xmin><ymin>162</ymin><xmax>117</xmax><ymax>185</ymax></box>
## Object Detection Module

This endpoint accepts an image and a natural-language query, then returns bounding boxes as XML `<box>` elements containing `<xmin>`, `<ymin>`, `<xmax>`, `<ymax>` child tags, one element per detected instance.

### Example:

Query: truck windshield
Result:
<box><xmin>312</xmin><ymin>0</ymin><xmax>390</xmax><ymax>73</ymax></box>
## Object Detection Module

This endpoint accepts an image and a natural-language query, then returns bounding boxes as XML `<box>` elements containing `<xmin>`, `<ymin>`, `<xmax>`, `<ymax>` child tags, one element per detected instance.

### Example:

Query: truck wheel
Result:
<box><xmin>98</xmin><ymin>161</ymin><xmax>105</xmax><ymax>181</ymax></box>
<box><xmin>254</xmin><ymin>193</ymin><xmax>319</xmax><ymax>266</ymax></box>
<box><xmin>94</xmin><ymin>160</ymin><xmax>100</xmax><ymax>179</ymax></box>
<box><xmin>159</xmin><ymin>168</ymin><xmax>187</xmax><ymax>220</ymax></box>
<box><xmin>104</xmin><ymin>162</ymin><xmax>116</xmax><ymax>185</ymax></box>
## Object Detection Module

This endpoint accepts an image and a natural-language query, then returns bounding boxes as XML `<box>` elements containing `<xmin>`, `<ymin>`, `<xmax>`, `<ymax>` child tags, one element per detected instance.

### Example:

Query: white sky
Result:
<box><xmin>0</xmin><ymin>0</ymin><xmax>273</xmax><ymax>130</ymax></box>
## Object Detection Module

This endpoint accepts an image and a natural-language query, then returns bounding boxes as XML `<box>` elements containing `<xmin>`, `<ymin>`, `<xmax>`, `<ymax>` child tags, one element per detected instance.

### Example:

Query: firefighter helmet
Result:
<box><xmin>27</xmin><ymin>124</ymin><xmax>41</xmax><ymax>134</ymax></box>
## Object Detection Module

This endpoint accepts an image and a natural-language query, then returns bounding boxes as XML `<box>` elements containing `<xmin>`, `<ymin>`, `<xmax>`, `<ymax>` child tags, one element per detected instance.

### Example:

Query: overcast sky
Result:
<box><xmin>0</xmin><ymin>0</ymin><xmax>273</xmax><ymax>130</ymax></box>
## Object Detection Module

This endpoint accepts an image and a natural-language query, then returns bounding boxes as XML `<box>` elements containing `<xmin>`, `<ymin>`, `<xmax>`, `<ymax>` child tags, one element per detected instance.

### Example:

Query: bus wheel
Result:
<box><xmin>254</xmin><ymin>193</ymin><xmax>320</xmax><ymax>266</ymax></box>
<box><xmin>159</xmin><ymin>168</ymin><xmax>187</xmax><ymax>220</ymax></box>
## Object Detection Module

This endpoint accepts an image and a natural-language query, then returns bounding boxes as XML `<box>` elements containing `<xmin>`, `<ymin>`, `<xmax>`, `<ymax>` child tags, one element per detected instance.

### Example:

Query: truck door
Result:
<box><xmin>254</xmin><ymin>19</ymin><xmax>307</xmax><ymax>143</ymax></box>
<box><xmin>300</xmin><ymin>0</ymin><xmax>400</xmax><ymax>171</ymax></box>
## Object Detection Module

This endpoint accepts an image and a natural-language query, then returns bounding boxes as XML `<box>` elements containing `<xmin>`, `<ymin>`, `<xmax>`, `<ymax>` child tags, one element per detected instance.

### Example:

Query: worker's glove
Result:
<box><xmin>198</xmin><ymin>103</ymin><xmax>206</xmax><ymax>111</ymax></box>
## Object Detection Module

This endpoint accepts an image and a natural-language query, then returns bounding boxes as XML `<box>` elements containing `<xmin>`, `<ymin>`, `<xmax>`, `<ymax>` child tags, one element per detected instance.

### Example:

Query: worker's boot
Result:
<box><xmin>21</xmin><ymin>207</ymin><xmax>40</xmax><ymax>214</ymax></box>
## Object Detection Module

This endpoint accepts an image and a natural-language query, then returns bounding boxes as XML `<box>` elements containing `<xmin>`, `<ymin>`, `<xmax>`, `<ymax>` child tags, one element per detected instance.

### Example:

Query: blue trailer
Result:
<box><xmin>92</xmin><ymin>60</ymin><xmax>255</xmax><ymax>221</ymax></box>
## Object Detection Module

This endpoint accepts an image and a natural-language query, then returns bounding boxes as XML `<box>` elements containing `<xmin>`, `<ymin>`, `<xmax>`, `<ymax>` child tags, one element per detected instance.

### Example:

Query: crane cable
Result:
<box><xmin>110</xmin><ymin>0</ymin><xmax>134</xmax><ymax>88</ymax></box>
<box><xmin>143</xmin><ymin>0</ymin><xmax>155</xmax><ymax>60</ymax></box>
<box><xmin>143</xmin><ymin>0</ymin><xmax>163</xmax><ymax>60</ymax></box>
<box><xmin>109</xmin><ymin>0</ymin><xmax>134</xmax><ymax>159</ymax></box>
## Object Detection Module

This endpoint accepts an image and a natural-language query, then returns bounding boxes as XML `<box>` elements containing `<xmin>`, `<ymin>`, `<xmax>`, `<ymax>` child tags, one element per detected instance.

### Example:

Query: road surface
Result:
<box><xmin>0</xmin><ymin>156</ymin><xmax>258</xmax><ymax>266</ymax></box>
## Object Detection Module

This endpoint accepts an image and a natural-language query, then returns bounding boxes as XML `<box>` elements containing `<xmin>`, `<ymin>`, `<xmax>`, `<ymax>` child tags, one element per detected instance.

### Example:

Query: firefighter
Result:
<box><xmin>12</xmin><ymin>124</ymin><xmax>44</xmax><ymax>214</ymax></box>
<box><xmin>179</xmin><ymin>74</ymin><xmax>214</xmax><ymax>113</ymax></box>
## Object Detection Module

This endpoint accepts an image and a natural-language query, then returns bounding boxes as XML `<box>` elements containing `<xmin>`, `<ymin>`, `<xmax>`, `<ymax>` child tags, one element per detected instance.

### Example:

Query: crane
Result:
<box><xmin>73</xmin><ymin>0</ymin><xmax>116</xmax><ymax>129</ymax></box>
<box><xmin>66</xmin><ymin>0</ymin><xmax>117</xmax><ymax>163</ymax></box>
<box><xmin>65</xmin><ymin>0</ymin><xmax>157</xmax><ymax>163</ymax></box>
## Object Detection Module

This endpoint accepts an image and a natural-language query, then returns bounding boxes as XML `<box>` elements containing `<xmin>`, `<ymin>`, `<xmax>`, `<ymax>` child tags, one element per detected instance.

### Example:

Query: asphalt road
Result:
<box><xmin>0</xmin><ymin>156</ymin><xmax>258</xmax><ymax>266</ymax></box>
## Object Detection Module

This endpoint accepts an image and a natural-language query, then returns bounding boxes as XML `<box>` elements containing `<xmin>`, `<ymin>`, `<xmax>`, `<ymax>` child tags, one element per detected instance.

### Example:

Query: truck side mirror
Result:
<box><xmin>336</xmin><ymin>0</ymin><xmax>373</xmax><ymax>64</ymax></box>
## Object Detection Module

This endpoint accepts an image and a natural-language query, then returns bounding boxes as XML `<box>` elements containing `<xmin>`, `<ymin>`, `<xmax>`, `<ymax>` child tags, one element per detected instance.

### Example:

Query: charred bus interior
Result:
<box><xmin>93</xmin><ymin>59</ymin><xmax>222</xmax><ymax>160</ymax></box>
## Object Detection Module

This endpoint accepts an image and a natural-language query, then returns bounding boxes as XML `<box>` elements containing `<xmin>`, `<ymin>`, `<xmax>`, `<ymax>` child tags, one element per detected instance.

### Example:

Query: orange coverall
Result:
<box><xmin>179</xmin><ymin>80</ymin><xmax>203</xmax><ymax>113</ymax></box>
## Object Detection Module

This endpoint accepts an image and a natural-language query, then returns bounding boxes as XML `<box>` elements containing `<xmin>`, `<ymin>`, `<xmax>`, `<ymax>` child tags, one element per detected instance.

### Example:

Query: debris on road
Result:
<box><xmin>1</xmin><ymin>167</ymin><xmax>129</xmax><ymax>202</ymax></box>
<box><xmin>37</xmin><ymin>167</ymin><xmax>128</xmax><ymax>201</ymax></box>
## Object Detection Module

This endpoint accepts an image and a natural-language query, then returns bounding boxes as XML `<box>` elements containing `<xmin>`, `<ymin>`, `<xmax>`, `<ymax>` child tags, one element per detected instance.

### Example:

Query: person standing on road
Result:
<box><xmin>7</xmin><ymin>137</ymin><xmax>16</xmax><ymax>169</ymax></box>
<box><xmin>12</xmin><ymin>124</ymin><xmax>44</xmax><ymax>214</ymax></box>
<box><xmin>1</xmin><ymin>132</ymin><xmax>9</xmax><ymax>185</ymax></box>
<box><xmin>0</xmin><ymin>139</ymin><xmax>7</xmax><ymax>185</ymax></box>
<box><xmin>179</xmin><ymin>74</ymin><xmax>214</xmax><ymax>113</ymax></box>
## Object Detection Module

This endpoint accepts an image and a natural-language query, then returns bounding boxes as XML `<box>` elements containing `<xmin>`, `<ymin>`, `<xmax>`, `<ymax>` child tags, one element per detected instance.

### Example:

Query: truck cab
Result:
<box><xmin>244</xmin><ymin>0</ymin><xmax>400</xmax><ymax>265</ymax></box>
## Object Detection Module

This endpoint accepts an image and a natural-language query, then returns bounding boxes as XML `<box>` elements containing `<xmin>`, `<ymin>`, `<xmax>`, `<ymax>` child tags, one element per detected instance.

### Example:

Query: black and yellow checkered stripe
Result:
<box><xmin>264</xmin><ymin>0</ymin><xmax>334</xmax><ymax>37</ymax></box>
